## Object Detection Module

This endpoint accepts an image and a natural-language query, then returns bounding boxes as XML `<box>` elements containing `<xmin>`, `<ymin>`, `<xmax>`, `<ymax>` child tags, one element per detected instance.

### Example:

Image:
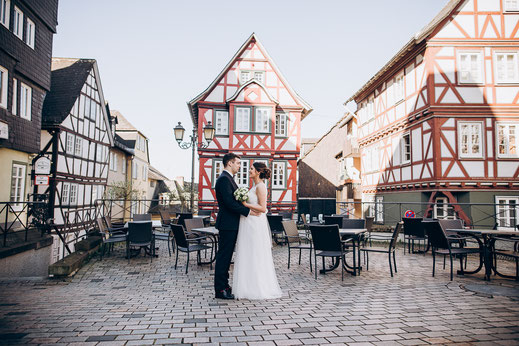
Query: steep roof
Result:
<box><xmin>113</xmin><ymin>134</ymin><xmax>135</xmax><ymax>155</ymax></box>
<box><xmin>111</xmin><ymin>109</ymin><xmax>137</xmax><ymax>131</ymax></box>
<box><xmin>149</xmin><ymin>166</ymin><xmax>170</xmax><ymax>181</ymax></box>
<box><xmin>42</xmin><ymin>58</ymin><xmax>94</xmax><ymax>125</ymax></box>
<box><xmin>187</xmin><ymin>33</ymin><xmax>312</xmax><ymax>125</ymax></box>
<box><xmin>345</xmin><ymin>0</ymin><xmax>463</xmax><ymax>104</ymax></box>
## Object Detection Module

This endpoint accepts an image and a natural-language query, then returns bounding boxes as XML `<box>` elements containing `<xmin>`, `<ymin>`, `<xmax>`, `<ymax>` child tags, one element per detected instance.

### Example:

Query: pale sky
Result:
<box><xmin>53</xmin><ymin>0</ymin><xmax>450</xmax><ymax>182</ymax></box>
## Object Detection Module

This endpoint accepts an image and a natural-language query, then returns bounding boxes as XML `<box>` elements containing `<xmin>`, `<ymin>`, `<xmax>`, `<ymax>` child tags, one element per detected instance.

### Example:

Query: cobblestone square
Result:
<box><xmin>1</xmin><ymin>244</ymin><xmax>518</xmax><ymax>345</ymax></box>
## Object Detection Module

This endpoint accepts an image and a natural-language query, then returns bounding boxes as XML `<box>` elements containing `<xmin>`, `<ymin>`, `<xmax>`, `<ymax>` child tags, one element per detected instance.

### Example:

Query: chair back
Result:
<box><xmin>267</xmin><ymin>214</ymin><xmax>283</xmax><ymax>233</ymax></box>
<box><xmin>310</xmin><ymin>224</ymin><xmax>342</xmax><ymax>252</ymax></box>
<box><xmin>403</xmin><ymin>217</ymin><xmax>425</xmax><ymax>237</ymax></box>
<box><xmin>177</xmin><ymin>212</ymin><xmax>193</xmax><ymax>228</ymax></box>
<box><xmin>159</xmin><ymin>210</ymin><xmax>172</xmax><ymax>225</ymax></box>
<box><xmin>171</xmin><ymin>224</ymin><xmax>188</xmax><ymax>248</ymax></box>
<box><xmin>134</xmin><ymin>213</ymin><xmax>152</xmax><ymax>221</ymax></box>
<box><xmin>282</xmin><ymin>220</ymin><xmax>299</xmax><ymax>243</ymax></box>
<box><xmin>342</xmin><ymin>218</ymin><xmax>365</xmax><ymax>229</ymax></box>
<box><xmin>389</xmin><ymin>222</ymin><xmax>404</xmax><ymax>250</ymax></box>
<box><xmin>365</xmin><ymin>216</ymin><xmax>374</xmax><ymax>232</ymax></box>
<box><xmin>184</xmin><ymin>218</ymin><xmax>204</xmax><ymax>233</ymax></box>
<box><xmin>438</xmin><ymin>219</ymin><xmax>464</xmax><ymax>235</ymax></box>
<box><xmin>97</xmin><ymin>218</ymin><xmax>109</xmax><ymax>239</ymax></box>
<box><xmin>324</xmin><ymin>215</ymin><xmax>343</xmax><ymax>227</ymax></box>
<box><xmin>197</xmin><ymin>210</ymin><xmax>211</xmax><ymax>216</ymax></box>
<box><xmin>423</xmin><ymin>220</ymin><xmax>450</xmax><ymax>250</ymax></box>
<box><xmin>281</xmin><ymin>212</ymin><xmax>293</xmax><ymax>220</ymax></box>
<box><xmin>128</xmin><ymin>221</ymin><xmax>153</xmax><ymax>244</ymax></box>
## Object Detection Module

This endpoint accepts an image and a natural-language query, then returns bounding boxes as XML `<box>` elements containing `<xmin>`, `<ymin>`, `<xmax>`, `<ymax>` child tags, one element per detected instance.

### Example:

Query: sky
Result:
<box><xmin>53</xmin><ymin>0</ymin><xmax>450</xmax><ymax>182</ymax></box>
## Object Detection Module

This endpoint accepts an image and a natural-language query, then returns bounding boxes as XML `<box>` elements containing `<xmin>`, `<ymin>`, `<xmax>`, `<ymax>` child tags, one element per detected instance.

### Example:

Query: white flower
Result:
<box><xmin>234</xmin><ymin>187</ymin><xmax>249</xmax><ymax>202</ymax></box>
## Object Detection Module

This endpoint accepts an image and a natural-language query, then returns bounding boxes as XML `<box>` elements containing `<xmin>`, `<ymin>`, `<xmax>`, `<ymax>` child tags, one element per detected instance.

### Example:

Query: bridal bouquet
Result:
<box><xmin>234</xmin><ymin>187</ymin><xmax>249</xmax><ymax>202</ymax></box>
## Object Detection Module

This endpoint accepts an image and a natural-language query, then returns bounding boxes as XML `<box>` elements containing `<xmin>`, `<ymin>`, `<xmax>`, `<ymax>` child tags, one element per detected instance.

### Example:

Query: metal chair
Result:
<box><xmin>282</xmin><ymin>220</ymin><xmax>312</xmax><ymax>271</ymax></box>
<box><xmin>310</xmin><ymin>224</ymin><xmax>347</xmax><ymax>281</ymax></box>
<box><xmin>171</xmin><ymin>224</ymin><xmax>211</xmax><ymax>274</ymax></box>
<box><xmin>177</xmin><ymin>212</ymin><xmax>193</xmax><ymax>229</ymax></box>
<box><xmin>103</xmin><ymin>216</ymin><xmax>126</xmax><ymax>234</ymax></box>
<box><xmin>324</xmin><ymin>215</ymin><xmax>343</xmax><ymax>228</ymax></box>
<box><xmin>403</xmin><ymin>217</ymin><xmax>428</xmax><ymax>254</ymax></box>
<box><xmin>97</xmin><ymin>218</ymin><xmax>127</xmax><ymax>260</ymax></box>
<box><xmin>126</xmin><ymin>221</ymin><xmax>153</xmax><ymax>264</ymax></box>
<box><xmin>267</xmin><ymin>214</ymin><xmax>285</xmax><ymax>245</ymax></box>
<box><xmin>492</xmin><ymin>235</ymin><xmax>519</xmax><ymax>280</ymax></box>
<box><xmin>360</xmin><ymin>222</ymin><xmax>403</xmax><ymax>277</ymax></box>
<box><xmin>423</xmin><ymin>220</ymin><xmax>480</xmax><ymax>281</ymax></box>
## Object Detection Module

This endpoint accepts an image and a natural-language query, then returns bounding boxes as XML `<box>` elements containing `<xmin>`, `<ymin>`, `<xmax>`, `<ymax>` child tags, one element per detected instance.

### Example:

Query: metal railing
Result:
<box><xmin>0</xmin><ymin>200</ymin><xmax>48</xmax><ymax>247</ymax></box>
<box><xmin>95</xmin><ymin>197</ymin><xmax>188</xmax><ymax>223</ymax></box>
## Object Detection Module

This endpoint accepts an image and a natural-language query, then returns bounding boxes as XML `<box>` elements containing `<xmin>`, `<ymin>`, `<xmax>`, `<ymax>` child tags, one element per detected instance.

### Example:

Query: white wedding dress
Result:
<box><xmin>232</xmin><ymin>184</ymin><xmax>283</xmax><ymax>300</ymax></box>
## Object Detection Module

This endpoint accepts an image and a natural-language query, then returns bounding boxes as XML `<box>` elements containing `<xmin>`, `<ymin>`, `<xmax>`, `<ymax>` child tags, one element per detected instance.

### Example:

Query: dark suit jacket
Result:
<box><xmin>215</xmin><ymin>170</ymin><xmax>250</xmax><ymax>231</ymax></box>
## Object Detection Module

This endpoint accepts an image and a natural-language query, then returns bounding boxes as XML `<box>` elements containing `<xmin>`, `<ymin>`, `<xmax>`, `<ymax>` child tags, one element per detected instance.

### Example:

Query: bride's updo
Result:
<box><xmin>253</xmin><ymin>162</ymin><xmax>271</xmax><ymax>180</ymax></box>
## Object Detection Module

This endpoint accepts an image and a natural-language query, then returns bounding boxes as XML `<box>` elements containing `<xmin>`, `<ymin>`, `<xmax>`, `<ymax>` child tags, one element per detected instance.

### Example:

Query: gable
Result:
<box><xmin>227</xmin><ymin>80</ymin><xmax>278</xmax><ymax>104</ymax></box>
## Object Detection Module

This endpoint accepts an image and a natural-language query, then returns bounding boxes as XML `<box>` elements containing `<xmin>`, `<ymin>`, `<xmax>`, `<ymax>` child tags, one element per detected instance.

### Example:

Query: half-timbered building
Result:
<box><xmin>40</xmin><ymin>58</ymin><xmax>113</xmax><ymax>262</ymax></box>
<box><xmin>346</xmin><ymin>0</ymin><xmax>519</xmax><ymax>228</ymax></box>
<box><xmin>188</xmin><ymin>33</ymin><xmax>312</xmax><ymax>213</ymax></box>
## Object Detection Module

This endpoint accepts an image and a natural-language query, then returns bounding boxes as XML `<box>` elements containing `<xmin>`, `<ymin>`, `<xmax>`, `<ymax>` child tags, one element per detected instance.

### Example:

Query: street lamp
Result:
<box><xmin>174</xmin><ymin>121</ymin><xmax>215</xmax><ymax>211</ymax></box>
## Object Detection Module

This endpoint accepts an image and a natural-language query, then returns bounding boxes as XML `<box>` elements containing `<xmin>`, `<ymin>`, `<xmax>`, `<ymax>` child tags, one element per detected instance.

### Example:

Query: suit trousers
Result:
<box><xmin>214</xmin><ymin>229</ymin><xmax>239</xmax><ymax>292</ymax></box>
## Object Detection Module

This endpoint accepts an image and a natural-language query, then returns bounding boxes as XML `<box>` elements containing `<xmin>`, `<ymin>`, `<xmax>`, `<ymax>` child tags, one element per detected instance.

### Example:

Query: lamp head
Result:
<box><xmin>174</xmin><ymin>122</ymin><xmax>185</xmax><ymax>143</ymax></box>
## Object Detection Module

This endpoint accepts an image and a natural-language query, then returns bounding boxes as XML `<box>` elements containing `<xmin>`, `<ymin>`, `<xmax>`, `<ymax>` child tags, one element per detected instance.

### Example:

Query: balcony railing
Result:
<box><xmin>0</xmin><ymin>200</ymin><xmax>48</xmax><ymax>247</ymax></box>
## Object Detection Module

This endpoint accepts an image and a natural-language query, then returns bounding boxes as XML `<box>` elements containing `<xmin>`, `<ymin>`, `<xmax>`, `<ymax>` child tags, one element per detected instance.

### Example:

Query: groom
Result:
<box><xmin>214</xmin><ymin>153</ymin><xmax>258</xmax><ymax>299</ymax></box>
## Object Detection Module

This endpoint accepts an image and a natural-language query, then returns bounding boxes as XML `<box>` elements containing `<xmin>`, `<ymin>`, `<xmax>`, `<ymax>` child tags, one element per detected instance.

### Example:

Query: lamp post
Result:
<box><xmin>174</xmin><ymin>121</ymin><xmax>215</xmax><ymax>212</ymax></box>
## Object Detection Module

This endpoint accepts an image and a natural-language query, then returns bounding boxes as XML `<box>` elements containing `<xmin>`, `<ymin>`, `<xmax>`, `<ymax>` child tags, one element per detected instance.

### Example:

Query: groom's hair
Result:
<box><xmin>223</xmin><ymin>153</ymin><xmax>240</xmax><ymax>167</ymax></box>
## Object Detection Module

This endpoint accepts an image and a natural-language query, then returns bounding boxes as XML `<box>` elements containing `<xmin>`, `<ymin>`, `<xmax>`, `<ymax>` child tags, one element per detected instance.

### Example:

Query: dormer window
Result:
<box><xmin>239</xmin><ymin>70</ymin><xmax>265</xmax><ymax>84</ymax></box>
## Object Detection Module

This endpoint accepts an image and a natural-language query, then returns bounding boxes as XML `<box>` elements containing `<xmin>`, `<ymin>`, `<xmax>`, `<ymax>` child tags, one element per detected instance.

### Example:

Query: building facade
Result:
<box><xmin>0</xmin><ymin>0</ymin><xmax>58</xmax><ymax>211</ymax></box>
<box><xmin>347</xmin><ymin>0</ymin><xmax>519</xmax><ymax>228</ymax></box>
<box><xmin>40</xmin><ymin>58</ymin><xmax>113</xmax><ymax>262</ymax></box>
<box><xmin>188</xmin><ymin>33</ymin><xmax>312</xmax><ymax>213</ymax></box>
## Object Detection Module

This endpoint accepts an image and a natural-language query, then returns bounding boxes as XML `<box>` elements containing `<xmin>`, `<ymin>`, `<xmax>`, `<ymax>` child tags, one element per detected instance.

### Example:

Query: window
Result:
<box><xmin>91</xmin><ymin>184</ymin><xmax>97</xmax><ymax>203</ymax></box>
<box><xmin>434</xmin><ymin>197</ymin><xmax>456</xmax><ymax>219</ymax></box>
<box><xmin>25</xmin><ymin>18</ymin><xmax>35</xmax><ymax>48</ymax></box>
<box><xmin>375</xmin><ymin>196</ymin><xmax>384</xmax><ymax>223</ymax></box>
<box><xmin>255</xmin><ymin>108</ymin><xmax>270</xmax><ymax>133</ymax></box>
<box><xmin>496</xmin><ymin>197</ymin><xmax>519</xmax><ymax>229</ymax></box>
<box><xmin>215</xmin><ymin>110</ymin><xmax>228</xmax><ymax>135</ymax></box>
<box><xmin>235</xmin><ymin>107</ymin><xmax>251</xmax><ymax>132</ymax></box>
<box><xmin>20</xmin><ymin>82</ymin><xmax>31</xmax><ymax>120</ymax></box>
<box><xmin>253</xmin><ymin>71</ymin><xmax>264</xmax><ymax>84</ymax></box>
<box><xmin>213</xmin><ymin>160</ymin><xmax>223</xmax><ymax>187</ymax></box>
<box><xmin>275</xmin><ymin>113</ymin><xmax>288</xmax><ymax>136</ymax></box>
<box><xmin>65</xmin><ymin>133</ymin><xmax>74</xmax><ymax>155</ymax></box>
<box><xmin>234</xmin><ymin>159</ymin><xmax>249</xmax><ymax>187</ymax></box>
<box><xmin>504</xmin><ymin>0</ymin><xmax>519</xmax><ymax>11</ymax></box>
<box><xmin>457</xmin><ymin>52</ymin><xmax>483</xmax><ymax>84</ymax></box>
<box><xmin>132</xmin><ymin>161</ymin><xmax>137</xmax><ymax>179</ymax></box>
<box><xmin>74</xmin><ymin>137</ymin><xmax>82</xmax><ymax>157</ymax></box>
<box><xmin>12</xmin><ymin>78</ymin><xmax>17</xmax><ymax>115</ymax></box>
<box><xmin>272</xmin><ymin>161</ymin><xmax>286</xmax><ymax>189</ymax></box>
<box><xmin>497</xmin><ymin>123</ymin><xmax>518</xmax><ymax>157</ymax></box>
<box><xmin>13</xmin><ymin>6</ymin><xmax>23</xmax><ymax>40</ymax></box>
<box><xmin>61</xmin><ymin>183</ymin><xmax>70</xmax><ymax>205</ymax></box>
<box><xmin>122</xmin><ymin>156</ymin><xmax>126</xmax><ymax>174</ymax></box>
<box><xmin>239</xmin><ymin>70</ymin><xmax>264</xmax><ymax>84</ymax></box>
<box><xmin>0</xmin><ymin>65</ymin><xmax>6</xmax><ymax>109</ymax></box>
<box><xmin>394</xmin><ymin>74</ymin><xmax>404</xmax><ymax>102</ymax></box>
<box><xmin>367</xmin><ymin>97</ymin><xmax>374</xmax><ymax>120</ymax></box>
<box><xmin>495</xmin><ymin>52</ymin><xmax>519</xmax><ymax>83</ymax></box>
<box><xmin>10</xmin><ymin>163</ymin><xmax>25</xmax><ymax>211</ymax></box>
<box><xmin>0</xmin><ymin>0</ymin><xmax>10</xmax><ymax>28</ymax></box>
<box><xmin>69</xmin><ymin>184</ymin><xmax>78</xmax><ymax>205</ymax></box>
<box><xmin>458</xmin><ymin>122</ymin><xmax>483</xmax><ymax>158</ymax></box>
<box><xmin>109</xmin><ymin>152</ymin><xmax>118</xmax><ymax>171</ymax></box>
<box><xmin>401</xmin><ymin>133</ymin><xmax>411</xmax><ymax>164</ymax></box>
<box><xmin>142</xmin><ymin>165</ymin><xmax>147</xmax><ymax>181</ymax></box>
<box><xmin>240</xmin><ymin>71</ymin><xmax>250</xmax><ymax>84</ymax></box>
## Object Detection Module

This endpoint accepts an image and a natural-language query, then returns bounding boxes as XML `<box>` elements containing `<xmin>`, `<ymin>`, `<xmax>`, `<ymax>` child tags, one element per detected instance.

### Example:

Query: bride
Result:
<box><xmin>232</xmin><ymin>162</ymin><xmax>283</xmax><ymax>300</ymax></box>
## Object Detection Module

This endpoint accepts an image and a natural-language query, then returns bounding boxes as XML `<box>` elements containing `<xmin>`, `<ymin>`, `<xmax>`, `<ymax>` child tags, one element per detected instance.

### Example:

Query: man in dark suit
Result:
<box><xmin>214</xmin><ymin>153</ymin><xmax>258</xmax><ymax>299</ymax></box>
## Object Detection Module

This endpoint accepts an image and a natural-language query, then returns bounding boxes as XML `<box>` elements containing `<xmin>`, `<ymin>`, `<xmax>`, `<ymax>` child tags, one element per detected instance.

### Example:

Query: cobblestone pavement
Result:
<box><xmin>1</xmin><ymin>243</ymin><xmax>518</xmax><ymax>345</ymax></box>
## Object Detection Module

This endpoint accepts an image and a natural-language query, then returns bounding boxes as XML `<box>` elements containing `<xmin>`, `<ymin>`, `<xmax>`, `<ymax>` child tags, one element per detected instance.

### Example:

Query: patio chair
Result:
<box><xmin>103</xmin><ymin>216</ymin><xmax>126</xmax><ymax>234</ymax></box>
<box><xmin>310</xmin><ymin>224</ymin><xmax>348</xmax><ymax>281</ymax></box>
<box><xmin>177</xmin><ymin>212</ymin><xmax>193</xmax><ymax>229</ymax></box>
<box><xmin>282</xmin><ymin>220</ymin><xmax>312</xmax><ymax>271</ymax></box>
<box><xmin>267</xmin><ymin>214</ymin><xmax>285</xmax><ymax>245</ymax></box>
<box><xmin>133</xmin><ymin>213</ymin><xmax>152</xmax><ymax>221</ymax></box>
<box><xmin>324</xmin><ymin>215</ymin><xmax>343</xmax><ymax>228</ymax></box>
<box><xmin>282</xmin><ymin>212</ymin><xmax>293</xmax><ymax>220</ymax></box>
<box><xmin>342</xmin><ymin>218</ymin><xmax>365</xmax><ymax>229</ymax></box>
<box><xmin>403</xmin><ymin>217</ymin><xmax>427</xmax><ymax>254</ymax></box>
<box><xmin>126</xmin><ymin>221</ymin><xmax>153</xmax><ymax>264</ymax></box>
<box><xmin>97</xmin><ymin>218</ymin><xmax>127</xmax><ymax>260</ymax></box>
<box><xmin>492</xmin><ymin>235</ymin><xmax>519</xmax><ymax>281</ymax></box>
<box><xmin>360</xmin><ymin>222</ymin><xmax>403</xmax><ymax>277</ymax></box>
<box><xmin>159</xmin><ymin>210</ymin><xmax>176</xmax><ymax>226</ymax></box>
<box><xmin>171</xmin><ymin>224</ymin><xmax>211</xmax><ymax>274</ymax></box>
<box><xmin>365</xmin><ymin>216</ymin><xmax>374</xmax><ymax>246</ymax></box>
<box><xmin>423</xmin><ymin>220</ymin><xmax>480</xmax><ymax>280</ymax></box>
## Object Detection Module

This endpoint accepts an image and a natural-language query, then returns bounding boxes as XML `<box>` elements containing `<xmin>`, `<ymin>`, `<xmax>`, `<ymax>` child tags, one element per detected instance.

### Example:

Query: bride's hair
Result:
<box><xmin>253</xmin><ymin>162</ymin><xmax>271</xmax><ymax>180</ymax></box>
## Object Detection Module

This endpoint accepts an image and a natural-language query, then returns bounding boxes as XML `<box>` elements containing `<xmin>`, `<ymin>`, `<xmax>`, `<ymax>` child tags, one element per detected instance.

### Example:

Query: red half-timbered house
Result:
<box><xmin>188</xmin><ymin>33</ymin><xmax>312</xmax><ymax>213</ymax></box>
<box><xmin>347</xmin><ymin>0</ymin><xmax>519</xmax><ymax>229</ymax></box>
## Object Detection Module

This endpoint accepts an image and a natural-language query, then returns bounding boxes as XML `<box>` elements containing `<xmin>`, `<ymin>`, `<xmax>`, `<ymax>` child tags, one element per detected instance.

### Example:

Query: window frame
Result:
<box><xmin>457</xmin><ymin>51</ymin><xmax>484</xmax><ymax>84</ymax></box>
<box><xmin>275</xmin><ymin>113</ymin><xmax>288</xmax><ymax>137</ymax></box>
<box><xmin>132</xmin><ymin>161</ymin><xmax>138</xmax><ymax>179</ymax></box>
<box><xmin>0</xmin><ymin>0</ymin><xmax>10</xmax><ymax>28</ymax></box>
<box><xmin>393</xmin><ymin>73</ymin><xmax>405</xmax><ymax>103</ymax></box>
<box><xmin>234</xmin><ymin>159</ymin><xmax>249</xmax><ymax>188</ymax></box>
<box><xmin>13</xmin><ymin>6</ymin><xmax>23</xmax><ymax>40</ymax></box>
<box><xmin>239</xmin><ymin>70</ymin><xmax>265</xmax><ymax>85</ymax></box>
<box><xmin>458</xmin><ymin>121</ymin><xmax>484</xmax><ymax>158</ymax></box>
<box><xmin>234</xmin><ymin>106</ymin><xmax>252</xmax><ymax>133</ymax></box>
<box><xmin>375</xmin><ymin>196</ymin><xmax>384</xmax><ymax>223</ymax></box>
<box><xmin>433</xmin><ymin>197</ymin><xmax>456</xmax><ymax>219</ymax></box>
<box><xmin>212</xmin><ymin>159</ymin><xmax>224</xmax><ymax>188</ymax></box>
<box><xmin>496</xmin><ymin>122</ymin><xmax>518</xmax><ymax>158</ymax></box>
<box><xmin>272</xmin><ymin>161</ymin><xmax>287</xmax><ymax>190</ymax></box>
<box><xmin>214</xmin><ymin>110</ymin><xmax>229</xmax><ymax>136</ymax></box>
<box><xmin>10</xmin><ymin>163</ymin><xmax>26</xmax><ymax>211</ymax></box>
<box><xmin>504</xmin><ymin>0</ymin><xmax>519</xmax><ymax>11</ymax></box>
<box><xmin>254</xmin><ymin>107</ymin><xmax>271</xmax><ymax>133</ymax></box>
<box><xmin>495</xmin><ymin>196</ymin><xmax>519</xmax><ymax>230</ymax></box>
<box><xmin>61</xmin><ymin>182</ymin><xmax>70</xmax><ymax>206</ymax></box>
<box><xmin>25</xmin><ymin>17</ymin><xmax>35</xmax><ymax>48</ymax></box>
<box><xmin>69</xmin><ymin>183</ymin><xmax>78</xmax><ymax>206</ymax></box>
<box><xmin>0</xmin><ymin>65</ymin><xmax>7</xmax><ymax>109</ymax></box>
<box><xmin>11</xmin><ymin>78</ymin><xmax>17</xmax><ymax>115</ymax></box>
<box><xmin>121</xmin><ymin>156</ymin><xmax>126</xmax><ymax>174</ymax></box>
<box><xmin>65</xmin><ymin>133</ymin><xmax>75</xmax><ymax>155</ymax></box>
<box><xmin>401</xmin><ymin>132</ymin><xmax>411</xmax><ymax>165</ymax></box>
<box><xmin>74</xmin><ymin>136</ymin><xmax>82</xmax><ymax>157</ymax></box>
<box><xmin>19</xmin><ymin>82</ymin><xmax>31</xmax><ymax>120</ymax></box>
<box><xmin>494</xmin><ymin>51</ymin><xmax>519</xmax><ymax>84</ymax></box>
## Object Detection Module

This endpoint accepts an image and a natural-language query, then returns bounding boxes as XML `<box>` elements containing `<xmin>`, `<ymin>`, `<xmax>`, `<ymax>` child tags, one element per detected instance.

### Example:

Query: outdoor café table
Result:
<box><xmin>319</xmin><ymin>228</ymin><xmax>367</xmax><ymax>276</ymax></box>
<box><xmin>447</xmin><ymin>228</ymin><xmax>518</xmax><ymax>281</ymax></box>
<box><xmin>192</xmin><ymin>226</ymin><xmax>219</xmax><ymax>265</ymax></box>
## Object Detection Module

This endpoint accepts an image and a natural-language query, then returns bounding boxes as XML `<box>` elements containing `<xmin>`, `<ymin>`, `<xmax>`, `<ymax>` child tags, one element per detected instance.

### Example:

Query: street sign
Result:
<box><xmin>404</xmin><ymin>210</ymin><xmax>415</xmax><ymax>218</ymax></box>
<box><xmin>35</xmin><ymin>157</ymin><xmax>51</xmax><ymax>174</ymax></box>
<box><xmin>35</xmin><ymin>175</ymin><xmax>50</xmax><ymax>185</ymax></box>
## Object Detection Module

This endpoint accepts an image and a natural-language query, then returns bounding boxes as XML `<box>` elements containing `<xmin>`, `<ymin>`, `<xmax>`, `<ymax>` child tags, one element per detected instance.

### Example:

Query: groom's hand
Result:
<box><xmin>250</xmin><ymin>211</ymin><xmax>260</xmax><ymax>216</ymax></box>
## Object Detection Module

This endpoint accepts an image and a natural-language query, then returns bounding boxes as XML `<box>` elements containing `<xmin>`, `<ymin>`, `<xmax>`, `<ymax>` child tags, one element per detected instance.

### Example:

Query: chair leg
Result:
<box><xmin>388</xmin><ymin>252</ymin><xmax>393</xmax><ymax>277</ymax></box>
<box><xmin>101</xmin><ymin>243</ymin><xmax>106</xmax><ymax>260</ymax></box>
<box><xmin>459</xmin><ymin>254</ymin><xmax>464</xmax><ymax>275</ymax></box>
<box><xmin>450</xmin><ymin>254</ymin><xmax>454</xmax><ymax>281</ymax></box>
<box><xmin>174</xmin><ymin>248</ymin><xmax>179</xmax><ymax>270</ymax></box>
<box><xmin>167</xmin><ymin>237</ymin><xmax>171</xmax><ymax>257</ymax></box>
<box><xmin>314</xmin><ymin>255</ymin><xmax>318</xmax><ymax>280</ymax></box>
<box><xmin>443</xmin><ymin>255</ymin><xmax>446</xmax><ymax>269</ymax></box>
<box><xmin>287</xmin><ymin>247</ymin><xmax>291</xmax><ymax>269</ymax></box>
<box><xmin>393</xmin><ymin>250</ymin><xmax>397</xmax><ymax>273</ymax></box>
<box><xmin>186</xmin><ymin>252</ymin><xmax>189</xmax><ymax>274</ymax></box>
<box><xmin>366</xmin><ymin>251</ymin><xmax>369</xmax><ymax>271</ymax></box>
<box><xmin>298</xmin><ymin>248</ymin><xmax>302</xmax><ymax>265</ymax></box>
<box><xmin>127</xmin><ymin>242</ymin><xmax>130</xmax><ymax>264</ymax></box>
<box><xmin>341</xmin><ymin>255</ymin><xmax>344</xmax><ymax>281</ymax></box>
<box><xmin>309</xmin><ymin>248</ymin><xmax>312</xmax><ymax>272</ymax></box>
<box><xmin>432</xmin><ymin>251</ymin><xmax>436</xmax><ymax>277</ymax></box>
